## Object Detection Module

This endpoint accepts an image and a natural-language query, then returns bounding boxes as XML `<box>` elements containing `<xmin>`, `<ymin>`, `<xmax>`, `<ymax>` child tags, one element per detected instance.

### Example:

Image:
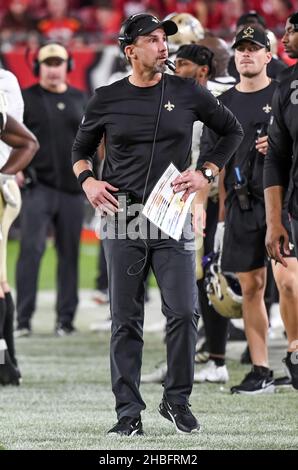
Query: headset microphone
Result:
<box><xmin>165</xmin><ymin>59</ymin><xmax>176</xmax><ymax>72</ymax></box>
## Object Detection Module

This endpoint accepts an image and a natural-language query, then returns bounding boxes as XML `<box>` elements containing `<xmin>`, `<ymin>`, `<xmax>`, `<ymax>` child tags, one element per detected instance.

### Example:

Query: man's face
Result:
<box><xmin>129</xmin><ymin>28</ymin><xmax>168</xmax><ymax>73</ymax></box>
<box><xmin>175</xmin><ymin>58</ymin><xmax>208</xmax><ymax>85</ymax></box>
<box><xmin>175</xmin><ymin>58</ymin><xmax>198</xmax><ymax>78</ymax></box>
<box><xmin>39</xmin><ymin>58</ymin><xmax>68</xmax><ymax>88</ymax></box>
<box><xmin>282</xmin><ymin>18</ymin><xmax>298</xmax><ymax>59</ymax></box>
<box><xmin>235</xmin><ymin>41</ymin><xmax>271</xmax><ymax>78</ymax></box>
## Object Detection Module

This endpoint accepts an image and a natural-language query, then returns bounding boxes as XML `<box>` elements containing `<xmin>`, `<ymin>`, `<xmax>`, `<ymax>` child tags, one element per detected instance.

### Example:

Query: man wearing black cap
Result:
<box><xmin>72</xmin><ymin>13</ymin><xmax>243</xmax><ymax>435</ymax></box>
<box><xmin>264</xmin><ymin>11</ymin><xmax>298</xmax><ymax>390</ymax></box>
<box><xmin>228</xmin><ymin>10</ymin><xmax>288</xmax><ymax>81</ymax></box>
<box><xmin>175</xmin><ymin>43</ymin><xmax>237</xmax><ymax>385</ymax></box>
<box><xmin>175</xmin><ymin>44</ymin><xmax>214</xmax><ymax>86</ymax></box>
<box><xmin>200</xmin><ymin>26</ymin><xmax>284</xmax><ymax>394</ymax></box>
<box><xmin>175</xmin><ymin>43</ymin><xmax>215</xmax><ymax>162</ymax></box>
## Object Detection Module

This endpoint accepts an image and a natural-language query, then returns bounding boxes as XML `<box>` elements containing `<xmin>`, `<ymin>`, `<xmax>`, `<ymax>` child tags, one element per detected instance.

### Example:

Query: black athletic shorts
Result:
<box><xmin>221</xmin><ymin>198</ymin><xmax>294</xmax><ymax>273</ymax></box>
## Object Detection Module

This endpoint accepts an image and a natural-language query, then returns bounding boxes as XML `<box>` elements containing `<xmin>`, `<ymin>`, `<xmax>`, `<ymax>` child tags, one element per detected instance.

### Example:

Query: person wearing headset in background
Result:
<box><xmin>72</xmin><ymin>13</ymin><xmax>243</xmax><ymax>436</ymax></box>
<box><xmin>0</xmin><ymin>92</ymin><xmax>39</xmax><ymax>385</ymax></box>
<box><xmin>15</xmin><ymin>43</ymin><xmax>87</xmax><ymax>338</ymax></box>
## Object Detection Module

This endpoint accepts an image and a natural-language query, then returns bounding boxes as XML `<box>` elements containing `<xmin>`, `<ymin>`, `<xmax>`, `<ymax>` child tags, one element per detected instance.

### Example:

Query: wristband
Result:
<box><xmin>77</xmin><ymin>170</ymin><xmax>94</xmax><ymax>188</ymax></box>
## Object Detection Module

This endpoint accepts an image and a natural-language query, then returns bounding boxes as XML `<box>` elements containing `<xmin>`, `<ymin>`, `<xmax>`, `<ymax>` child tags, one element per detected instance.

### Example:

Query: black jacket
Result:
<box><xmin>264</xmin><ymin>65</ymin><xmax>298</xmax><ymax>217</ymax></box>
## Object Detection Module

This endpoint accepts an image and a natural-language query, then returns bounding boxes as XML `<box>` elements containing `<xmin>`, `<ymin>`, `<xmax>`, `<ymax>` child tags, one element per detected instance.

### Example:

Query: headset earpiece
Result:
<box><xmin>118</xmin><ymin>21</ymin><xmax>133</xmax><ymax>53</ymax></box>
<box><xmin>118</xmin><ymin>13</ymin><xmax>153</xmax><ymax>53</ymax></box>
<box><xmin>66</xmin><ymin>55</ymin><xmax>74</xmax><ymax>73</ymax></box>
<box><xmin>33</xmin><ymin>58</ymin><xmax>40</xmax><ymax>77</ymax></box>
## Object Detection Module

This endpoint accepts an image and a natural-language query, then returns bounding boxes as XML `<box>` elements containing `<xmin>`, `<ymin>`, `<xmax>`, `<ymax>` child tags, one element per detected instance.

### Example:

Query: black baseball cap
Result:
<box><xmin>120</xmin><ymin>13</ymin><xmax>178</xmax><ymax>44</ymax></box>
<box><xmin>236</xmin><ymin>10</ymin><xmax>266</xmax><ymax>28</ymax></box>
<box><xmin>176</xmin><ymin>44</ymin><xmax>214</xmax><ymax>68</ymax></box>
<box><xmin>232</xmin><ymin>26</ymin><xmax>271</xmax><ymax>50</ymax></box>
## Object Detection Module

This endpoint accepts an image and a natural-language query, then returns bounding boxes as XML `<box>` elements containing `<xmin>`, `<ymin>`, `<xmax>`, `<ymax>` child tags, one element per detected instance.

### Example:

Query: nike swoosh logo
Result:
<box><xmin>262</xmin><ymin>380</ymin><xmax>271</xmax><ymax>388</ymax></box>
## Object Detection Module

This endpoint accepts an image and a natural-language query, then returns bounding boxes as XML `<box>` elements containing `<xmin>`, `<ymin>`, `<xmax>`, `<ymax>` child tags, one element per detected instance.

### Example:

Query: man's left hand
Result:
<box><xmin>172</xmin><ymin>169</ymin><xmax>209</xmax><ymax>202</ymax></box>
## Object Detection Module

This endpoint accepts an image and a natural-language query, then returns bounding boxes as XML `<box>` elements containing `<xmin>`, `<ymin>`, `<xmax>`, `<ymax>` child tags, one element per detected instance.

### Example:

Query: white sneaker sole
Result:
<box><xmin>233</xmin><ymin>384</ymin><xmax>275</xmax><ymax>395</ymax></box>
<box><xmin>108</xmin><ymin>429</ymin><xmax>143</xmax><ymax>437</ymax></box>
<box><xmin>194</xmin><ymin>376</ymin><xmax>228</xmax><ymax>384</ymax></box>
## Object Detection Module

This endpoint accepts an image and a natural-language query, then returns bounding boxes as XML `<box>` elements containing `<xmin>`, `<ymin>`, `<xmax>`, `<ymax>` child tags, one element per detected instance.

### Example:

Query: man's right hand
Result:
<box><xmin>265</xmin><ymin>222</ymin><xmax>290</xmax><ymax>267</ymax></box>
<box><xmin>82</xmin><ymin>178</ymin><xmax>119</xmax><ymax>214</ymax></box>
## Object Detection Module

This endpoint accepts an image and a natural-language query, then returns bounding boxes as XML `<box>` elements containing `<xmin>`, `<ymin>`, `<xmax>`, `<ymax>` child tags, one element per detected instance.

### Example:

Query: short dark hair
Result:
<box><xmin>289</xmin><ymin>11</ymin><xmax>298</xmax><ymax>31</ymax></box>
<box><xmin>176</xmin><ymin>44</ymin><xmax>214</xmax><ymax>68</ymax></box>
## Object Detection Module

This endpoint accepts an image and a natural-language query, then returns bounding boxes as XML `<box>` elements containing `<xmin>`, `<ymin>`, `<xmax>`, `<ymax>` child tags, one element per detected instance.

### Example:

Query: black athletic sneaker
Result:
<box><xmin>0</xmin><ymin>351</ymin><xmax>21</xmax><ymax>386</ymax></box>
<box><xmin>231</xmin><ymin>367</ymin><xmax>275</xmax><ymax>395</ymax></box>
<box><xmin>159</xmin><ymin>397</ymin><xmax>200</xmax><ymax>433</ymax></box>
<box><xmin>283</xmin><ymin>354</ymin><xmax>298</xmax><ymax>390</ymax></box>
<box><xmin>107</xmin><ymin>416</ymin><xmax>143</xmax><ymax>436</ymax></box>
<box><xmin>55</xmin><ymin>323</ymin><xmax>77</xmax><ymax>337</ymax></box>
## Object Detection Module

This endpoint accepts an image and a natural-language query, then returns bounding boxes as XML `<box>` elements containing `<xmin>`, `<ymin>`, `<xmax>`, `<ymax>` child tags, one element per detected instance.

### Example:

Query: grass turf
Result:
<box><xmin>7</xmin><ymin>239</ymin><xmax>157</xmax><ymax>290</ymax></box>
<box><xmin>3</xmin><ymin>240</ymin><xmax>298</xmax><ymax>450</ymax></box>
<box><xmin>7</xmin><ymin>239</ymin><xmax>98</xmax><ymax>290</ymax></box>
<box><xmin>0</xmin><ymin>321</ymin><xmax>297</xmax><ymax>450</ymax></box>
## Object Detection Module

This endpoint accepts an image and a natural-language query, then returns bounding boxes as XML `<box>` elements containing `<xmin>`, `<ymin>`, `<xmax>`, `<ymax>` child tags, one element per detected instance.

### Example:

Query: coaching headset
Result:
<box><xmin>118</xmin><ymin>12</ymin><xmax>177</xmax><ymax>66</ymax></box>
<box><xmin>32</xmin><ymin>43</ymin><xmax>74</xmax><ymax>77</ymax></box>
<box><xmin>118</xmin><ymin>14</ymin><xmax>153</xmax><ymax>53</ymax></box>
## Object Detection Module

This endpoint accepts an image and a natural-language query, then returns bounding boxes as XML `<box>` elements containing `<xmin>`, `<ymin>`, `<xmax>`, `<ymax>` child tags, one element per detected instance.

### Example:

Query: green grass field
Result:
<box><xmin>7</xmin><ymin>239</ymin><xmax>98</xmax><ymax>290</ymax></box>
<box><xmin>1</xmin><ymin>317</ymin><xmax>298</xmax><ymax>450</ymax></box>
<box><xmin>2</xmin><ymin>240</ymin><xmax>298</xmax><ymax>450</ymax></box>
<box><xmin>7</xmin><ymin>239</ymin><xmax>157</xmax><ymax>290</ymax></box>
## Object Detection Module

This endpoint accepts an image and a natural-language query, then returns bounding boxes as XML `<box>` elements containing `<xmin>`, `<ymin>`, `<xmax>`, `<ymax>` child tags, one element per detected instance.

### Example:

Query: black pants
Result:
<box><xmin>16</xmin><ymin>184</ymin><xmax>84</xmax><ymax>329</ymax></box>
<box><xmin>95</xmin><ymin>243</ymin><xmax>108</xmax><ymax>291</ymax></box>
<box><xmin>102</xmin><ymin>218</ymin><xmax>199</xmax><ymax>419</ymax></box>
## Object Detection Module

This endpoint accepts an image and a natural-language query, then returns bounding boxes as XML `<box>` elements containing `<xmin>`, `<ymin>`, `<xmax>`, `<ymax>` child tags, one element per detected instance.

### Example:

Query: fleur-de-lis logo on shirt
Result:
<box><xmin>164</xmin><ymin>100</ymin><xmax>175</xmax><ymax>111</ymax></box>
<box><xmin>262</xmin><ymin>103</ymin><xmax>272</xmax><ymax>114</ymax></box>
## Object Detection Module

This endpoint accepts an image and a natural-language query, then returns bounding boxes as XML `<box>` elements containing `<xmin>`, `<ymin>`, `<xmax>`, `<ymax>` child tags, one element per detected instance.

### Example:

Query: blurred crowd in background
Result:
<box><xmin>1</xmin><ymin>0</ymin><xmax>298</xmax><ymax>51</ymax></box>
